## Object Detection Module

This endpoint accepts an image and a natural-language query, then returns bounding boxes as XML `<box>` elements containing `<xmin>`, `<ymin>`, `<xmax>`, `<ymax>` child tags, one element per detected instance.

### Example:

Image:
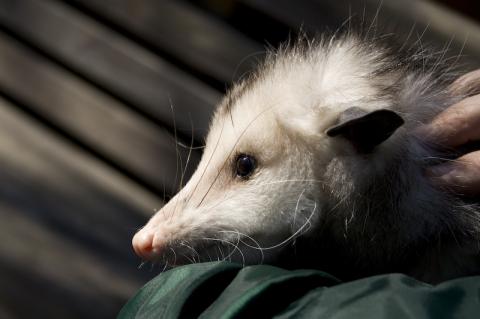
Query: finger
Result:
<box><xmin>450</xmin><ymin>69</ymin><xmax>480</xmax><ymax>96</ymax></box>
<box><xmin>416</xmin><ymin>94</ymin><xmax>480</xmax><ymax>147</ymax></box>
<box><xmin>426</xmin><ymin>150</ymin><xmax>480</xmax><ymax>197</ymax></box>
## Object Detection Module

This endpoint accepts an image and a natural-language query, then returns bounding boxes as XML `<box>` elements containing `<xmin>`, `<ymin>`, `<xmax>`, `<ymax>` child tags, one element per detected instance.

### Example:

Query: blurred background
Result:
<box><xmin>0</xmin><ymin>0</ymin><xmax>478</xmax><ymax>318</ymax></box>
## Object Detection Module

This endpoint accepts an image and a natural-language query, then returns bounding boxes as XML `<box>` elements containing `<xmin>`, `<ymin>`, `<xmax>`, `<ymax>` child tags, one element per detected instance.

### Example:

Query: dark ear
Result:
<box><xmin>325</xmin><ymin>107</ymin><xmax>404</xmax><ymax>153</ymax></box>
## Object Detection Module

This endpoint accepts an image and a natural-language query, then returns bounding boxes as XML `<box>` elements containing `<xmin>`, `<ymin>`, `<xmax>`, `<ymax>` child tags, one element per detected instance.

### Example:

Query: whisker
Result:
<box><xmin>197</xmin><ymin>103</ymin><xmax>281</xmax><ymax>207</ymax></box>
<box><xmin>292</xmin><ymin>189</ymin><xmax>307</xmax><ymax>234</ymax></box>
<box><xmin>169</xmin><ymin>248</ymin><xmax>177</xmax><ymax>267</ymax></box>
<box><xmin>200</xmin><ymin>178</ymin><xmax>324</xmax><ymax>215</ymax></box>
<box><xmin>168</xmin><ymin>97</ymin><xmax>182</xmax><ymax>219</ymax></box>
<box><xmin>181</xmin><ymin>253</ymin><xmax>196</xmax><ymax>264</ymax></box>
<box><xmin>219</xmin><ymin>230</ymin><xmax>265</xmax><ymax>264</ymax></box>
<box><xmin>176</xmin><ymin>142</ymin><xmax>205</xmax><ymax>150</ymax></box>
<box><xmin>203</xmin><ymin>237</ymin><xmax>246</xmax><ymax>266</ymax></box>
<box><xmin>180</xmin><ymin>242</ymin><xmax>200</xmax><ymax>263</ymax></box>
<box><xmin>186</xmin><ymin>117</ymin><xmax>226</xmax><ymax>206</ymax></box>
<box><xmin>253</xmin><ymin>201</ymin><xmax>317</xmax><ymax>252</ymax></box>
<box><xmin>161</xmin><ymin>261</ymin><xmax>169</xmax><ymax>273</ymax></box>
<box><xmin>179</xmin><ymin>113</ymin><xmax>196</xmax><ymax>189</ymax></box>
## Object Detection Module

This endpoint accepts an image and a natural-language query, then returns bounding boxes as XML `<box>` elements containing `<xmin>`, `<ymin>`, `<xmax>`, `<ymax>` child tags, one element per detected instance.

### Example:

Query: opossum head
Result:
<box><xmin>133</xmin><ymin>35</ymin><xmax>459</xmax><ymax>269</ymax></box>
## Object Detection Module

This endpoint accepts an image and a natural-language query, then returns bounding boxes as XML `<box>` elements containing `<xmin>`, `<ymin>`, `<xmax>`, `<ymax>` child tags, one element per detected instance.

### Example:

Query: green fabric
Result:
<box><xmin>118</xmin><ymin>262</ymin><xmax>480</xmax><ymax>319</ymax></box>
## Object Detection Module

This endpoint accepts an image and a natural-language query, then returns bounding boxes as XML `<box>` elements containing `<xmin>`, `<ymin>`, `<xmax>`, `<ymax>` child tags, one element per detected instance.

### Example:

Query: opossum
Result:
<box><xmin>132</xmin><ymin>32</ymin><xmax>480</xmax><ymax>283</ymax></box>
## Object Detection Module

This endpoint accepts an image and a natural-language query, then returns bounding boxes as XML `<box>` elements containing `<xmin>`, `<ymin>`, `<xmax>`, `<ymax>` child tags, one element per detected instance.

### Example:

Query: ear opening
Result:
<box><xmin>325</xmin><ymin>107</ymin><xmax>404</xmax><ymax>153</ymax></box>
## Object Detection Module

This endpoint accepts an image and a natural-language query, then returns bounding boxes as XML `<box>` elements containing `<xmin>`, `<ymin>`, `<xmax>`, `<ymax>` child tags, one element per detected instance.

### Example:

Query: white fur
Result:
<box><xmin>133</xmin><ymin>35</ymin><xmax>479</xmax><ymax>283</ymax></box>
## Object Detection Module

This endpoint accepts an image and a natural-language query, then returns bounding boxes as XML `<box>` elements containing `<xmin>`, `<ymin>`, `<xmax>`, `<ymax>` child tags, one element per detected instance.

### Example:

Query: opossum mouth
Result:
<box><xmin>153</xmin><ymin>237</ymin><xmax>268</xmax><ymax>268</ymax></box>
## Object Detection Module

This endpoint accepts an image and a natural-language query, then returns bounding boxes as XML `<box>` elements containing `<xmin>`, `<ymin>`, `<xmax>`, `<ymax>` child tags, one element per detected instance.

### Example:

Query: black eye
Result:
<box><xmin>235</xmin><ymin>154</ymin><xmax>256</xmax><ymax>178</ymax></box>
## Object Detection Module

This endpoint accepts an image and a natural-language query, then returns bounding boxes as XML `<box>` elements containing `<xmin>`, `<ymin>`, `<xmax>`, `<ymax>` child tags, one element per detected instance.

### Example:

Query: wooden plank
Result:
<box><xmin>0</xmin><ymin>0</ymin><xmax>220</xmax><ymax>139</ymax></box>
<box><xmin>0</xmin><ymin>30</ymin><xmax>199</xmax><ymax>194</ymax></box>
<box><xmin>239</xmin><ymin>0</ymin><xmax>480</xmax><ymax>68</ymax></box>
<box><xmin>0</xmin><ymin>97</ymin><xmax>162</xmax><ymax>318</ymax></box>
<box><xmin>67</xmin><ymin>0</ymin><xmax>265</xmax><ymax>84</ymax></box>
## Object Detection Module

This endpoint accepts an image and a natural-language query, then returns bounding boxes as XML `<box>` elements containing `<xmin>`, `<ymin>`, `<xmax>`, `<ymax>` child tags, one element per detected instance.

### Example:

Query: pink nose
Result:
<box><xmin>132</xmin><ymin>230</ymin><xmax>157</xmax><ymax>260</ymax></box>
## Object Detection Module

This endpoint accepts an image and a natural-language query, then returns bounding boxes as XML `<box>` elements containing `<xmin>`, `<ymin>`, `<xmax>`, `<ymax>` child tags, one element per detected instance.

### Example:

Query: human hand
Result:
<box><xmin>418</xmin><ymin>70</ymin><xmax>480</xmax><ymax>197</ymax></box>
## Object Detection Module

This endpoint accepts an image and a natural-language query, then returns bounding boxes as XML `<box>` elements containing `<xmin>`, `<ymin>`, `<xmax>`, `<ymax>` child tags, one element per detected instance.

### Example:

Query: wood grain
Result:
<box><xmin>0</xmin><ymin>97</ymin><xmax>162</xmax><ymax>318</ymax></box>
<box><xmin>68</xmin><ymin>0</ymin><xmax>264</xmax><ymax>84</ymax></box>
<box><xmin>0</xmin><ymin>0</ymin><xmax>220</xmax><ymax>139</ymax></box>
<box><xmin>0</xmin><ymin>30</ymin><xmax>200</xmax><ymax>194</ymax></box>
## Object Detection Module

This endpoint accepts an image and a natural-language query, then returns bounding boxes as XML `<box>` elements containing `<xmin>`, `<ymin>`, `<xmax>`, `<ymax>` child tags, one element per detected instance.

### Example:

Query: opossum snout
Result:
<box><xmin>132</xmin><ymin>229</ymin><xmax>161</xmax><ymax>260</ymax></box>
<box><xmin>132</xmin><ymin>227</ymin><xmax>167</xmax><ymax>261</ymax></box>
<box><xmin>132</xmin><ymin>190</ymin><xmax>202</xmax><ymax>262</ymax></box>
